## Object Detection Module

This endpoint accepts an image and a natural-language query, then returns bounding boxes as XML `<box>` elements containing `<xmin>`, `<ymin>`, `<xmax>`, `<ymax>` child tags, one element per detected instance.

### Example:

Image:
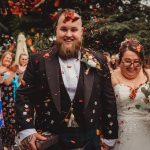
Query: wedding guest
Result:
<box><xmin>103</xmin><ymin>51</ymin><xmax>112</xmax><ymax>72</ymax></box>
<box><xmin>0</xmin><ymin>51</ymin><xmax>19</xmax><ymax>150</ymax></box>
<box><xmin>111</xmin><ymin>38</ymin><xmax>150</xmax><ymax>150</ymax></box>
<box><xmin>109</xmin><ymin>54</ymin><xmax>118</xmax><ymax>73</ymax></box>
<box><xmin>17</xmin><ymin>53</ymin><xmax>28</xmax><ymax>83</ymax></box>
<box><xmin>103</xmin><ymin>52</ymin><xmax>111</xmax><ymax>64</ymax></box>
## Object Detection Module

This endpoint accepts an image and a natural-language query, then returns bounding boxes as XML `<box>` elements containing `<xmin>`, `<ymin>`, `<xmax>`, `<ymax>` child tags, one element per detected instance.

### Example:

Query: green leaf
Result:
<box><xmin>135</xmin><ymin>104</ymin><xmax>141</xmax><ymax>109</ymax></box>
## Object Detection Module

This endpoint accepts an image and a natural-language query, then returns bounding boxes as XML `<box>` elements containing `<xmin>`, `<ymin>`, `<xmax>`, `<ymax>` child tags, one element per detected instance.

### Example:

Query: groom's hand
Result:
<box><xmin>21</xmin><ymin>133</ymin><xmax>47</xmax><ymax>150</ymax></box>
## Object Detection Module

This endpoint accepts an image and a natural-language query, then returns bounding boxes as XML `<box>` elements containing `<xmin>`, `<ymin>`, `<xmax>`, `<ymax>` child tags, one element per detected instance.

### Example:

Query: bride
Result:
<box><xmin>111</xmin><ymin>38</ymin><xmax>150</xmax><ymax>150</ymax></box>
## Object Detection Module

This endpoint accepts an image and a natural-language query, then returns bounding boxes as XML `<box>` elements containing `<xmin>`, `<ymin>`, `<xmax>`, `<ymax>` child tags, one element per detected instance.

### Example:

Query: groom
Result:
<box><xmin>15</xmin><ymin>9</ymin><xmax>118</xmax><ymax>150</ymax></box>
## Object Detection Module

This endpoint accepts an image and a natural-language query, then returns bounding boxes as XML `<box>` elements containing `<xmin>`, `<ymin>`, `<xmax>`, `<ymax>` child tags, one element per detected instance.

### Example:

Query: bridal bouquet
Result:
<box><xmin>135</xmin><ymin>82</ymin><xmax>150</xmax><ymax>111</ymax></box>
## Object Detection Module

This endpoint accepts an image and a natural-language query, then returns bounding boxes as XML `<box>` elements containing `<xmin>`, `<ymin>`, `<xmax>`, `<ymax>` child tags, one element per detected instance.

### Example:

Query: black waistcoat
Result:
<box><xmin>59</xmin><ymin>64</ymin><xmax>98</xmax><ymax>148</ymax></box>
<box><xmin>59</xmin><ymin>63</ymin><xmax>85</xmax><ymax>129</ymax></box>
<box><xmin>34</xmin><ymin>63</ymin><xmax>85</xmax><ymax>133</ymax></box>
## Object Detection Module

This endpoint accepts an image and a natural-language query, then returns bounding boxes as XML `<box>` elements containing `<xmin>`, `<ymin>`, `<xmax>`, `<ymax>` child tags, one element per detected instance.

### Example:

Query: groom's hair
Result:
<box><xmin>53</xmin><ymin>9</ymin><xmax>82</xmax><ymax>29</ymax></box>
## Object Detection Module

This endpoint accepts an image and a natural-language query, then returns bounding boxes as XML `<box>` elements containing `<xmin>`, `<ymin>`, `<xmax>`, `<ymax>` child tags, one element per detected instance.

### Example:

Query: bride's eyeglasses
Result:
<box><xmin>122</xmin><ymin>59</ymin><xmax>142</xmax><ymax>67</ymax></box>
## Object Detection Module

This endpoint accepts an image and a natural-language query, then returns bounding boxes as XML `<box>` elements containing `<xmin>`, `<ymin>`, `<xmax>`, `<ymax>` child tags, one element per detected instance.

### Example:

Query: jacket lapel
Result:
<box><xmin>45</xmin><ymin>53</ymin><xmax>61</xmax><ymax>113</ymax></box>
<box><xmin>83</xmin><ymin>64</ymin><xmax>94</xmax><ymax>110</ymax></box>
<box><xmin>81</xmin><ymin>48</ymin><xmax>95</xmax><ymax>110</ymax></box>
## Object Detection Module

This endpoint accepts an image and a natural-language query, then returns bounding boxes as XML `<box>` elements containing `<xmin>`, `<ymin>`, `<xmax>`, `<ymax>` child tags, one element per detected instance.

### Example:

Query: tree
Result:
<box><xmin>0</xmin><ymin>0</ymin><xmax>150</xmax><ymax>56</ymax></box>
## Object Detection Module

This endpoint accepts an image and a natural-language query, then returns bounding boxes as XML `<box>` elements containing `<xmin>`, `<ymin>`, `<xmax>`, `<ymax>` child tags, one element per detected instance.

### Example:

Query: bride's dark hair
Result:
<box><xmin>119</xmin><ymin>38</ymin><xmax>144</xmax><ymax>64</ymax></box>
<box><xmin>119</xmin><ymin>38</ymin><xmax>149</xmax><ymax>81</ymax></box>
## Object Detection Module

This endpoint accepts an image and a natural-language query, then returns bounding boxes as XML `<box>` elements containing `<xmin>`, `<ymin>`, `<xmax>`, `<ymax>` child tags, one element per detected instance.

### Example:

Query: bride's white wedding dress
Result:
<box><xmin>113</xmin><ymin>83</ymin><xmax>150</xmax><ymax>150</ymax></box>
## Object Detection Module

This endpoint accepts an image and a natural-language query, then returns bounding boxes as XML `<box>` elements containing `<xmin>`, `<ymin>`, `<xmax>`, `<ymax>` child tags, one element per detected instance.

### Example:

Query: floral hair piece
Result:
<box><xmin>63</xmin><ymin>10</ymin><xmax>80</xmax><ymax>23</ymax></box>
<box><xmin>122</xmin><ymin>38</ymin><xmax>143</xmax><ymax>53</ymax></box>
<box><xmin>135</xmin><ymin>45</ymin><xmax>143</xmax><ymax>53</ymax></box>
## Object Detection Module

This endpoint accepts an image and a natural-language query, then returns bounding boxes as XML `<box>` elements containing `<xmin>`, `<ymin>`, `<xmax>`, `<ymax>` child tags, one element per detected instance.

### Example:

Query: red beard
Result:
<box><xmin>56</xmin><ymin>40</ymin><xmax>82</xmax><ymax>60</ymax></box>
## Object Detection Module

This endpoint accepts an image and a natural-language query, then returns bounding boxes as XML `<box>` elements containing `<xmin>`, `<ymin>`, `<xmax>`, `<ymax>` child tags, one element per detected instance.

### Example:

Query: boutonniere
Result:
<box><xmin>81</xmin><ymin>51</ymin><xmax>101</xmax><ymax>75</ymax></box>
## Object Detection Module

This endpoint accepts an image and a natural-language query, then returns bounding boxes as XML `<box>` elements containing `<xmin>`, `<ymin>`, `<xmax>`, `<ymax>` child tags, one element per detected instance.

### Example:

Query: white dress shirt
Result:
<box><xmin>58</xmin><ymin>55</ymin><xmax>81</xmax><ymax>101</ymax></box>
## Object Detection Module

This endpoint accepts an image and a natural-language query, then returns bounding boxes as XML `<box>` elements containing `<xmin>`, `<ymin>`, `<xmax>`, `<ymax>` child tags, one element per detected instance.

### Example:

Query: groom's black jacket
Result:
<box><xmin>15</xmin><ymin>46</ymin><xmax>118</xmax><ymax>139</ymax></box>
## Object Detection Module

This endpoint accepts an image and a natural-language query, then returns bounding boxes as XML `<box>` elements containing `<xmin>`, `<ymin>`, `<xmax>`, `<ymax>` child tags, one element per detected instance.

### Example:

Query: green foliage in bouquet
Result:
<box><xmin>136</xmin><ymin>82</ymin><xmax>150</xmax><ymax>111</ymax></box>
<box><xmin>141</xmin><ymin>82</ymin><xmax>150</xmax><ymax>98</ymax></box>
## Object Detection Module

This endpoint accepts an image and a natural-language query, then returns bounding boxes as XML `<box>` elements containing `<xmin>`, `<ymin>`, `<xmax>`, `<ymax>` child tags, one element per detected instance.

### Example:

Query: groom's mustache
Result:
<box><xmin>64</xmin><ymin>37</ymin><xmax>74</xmax><ymax>41</ymax></box>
